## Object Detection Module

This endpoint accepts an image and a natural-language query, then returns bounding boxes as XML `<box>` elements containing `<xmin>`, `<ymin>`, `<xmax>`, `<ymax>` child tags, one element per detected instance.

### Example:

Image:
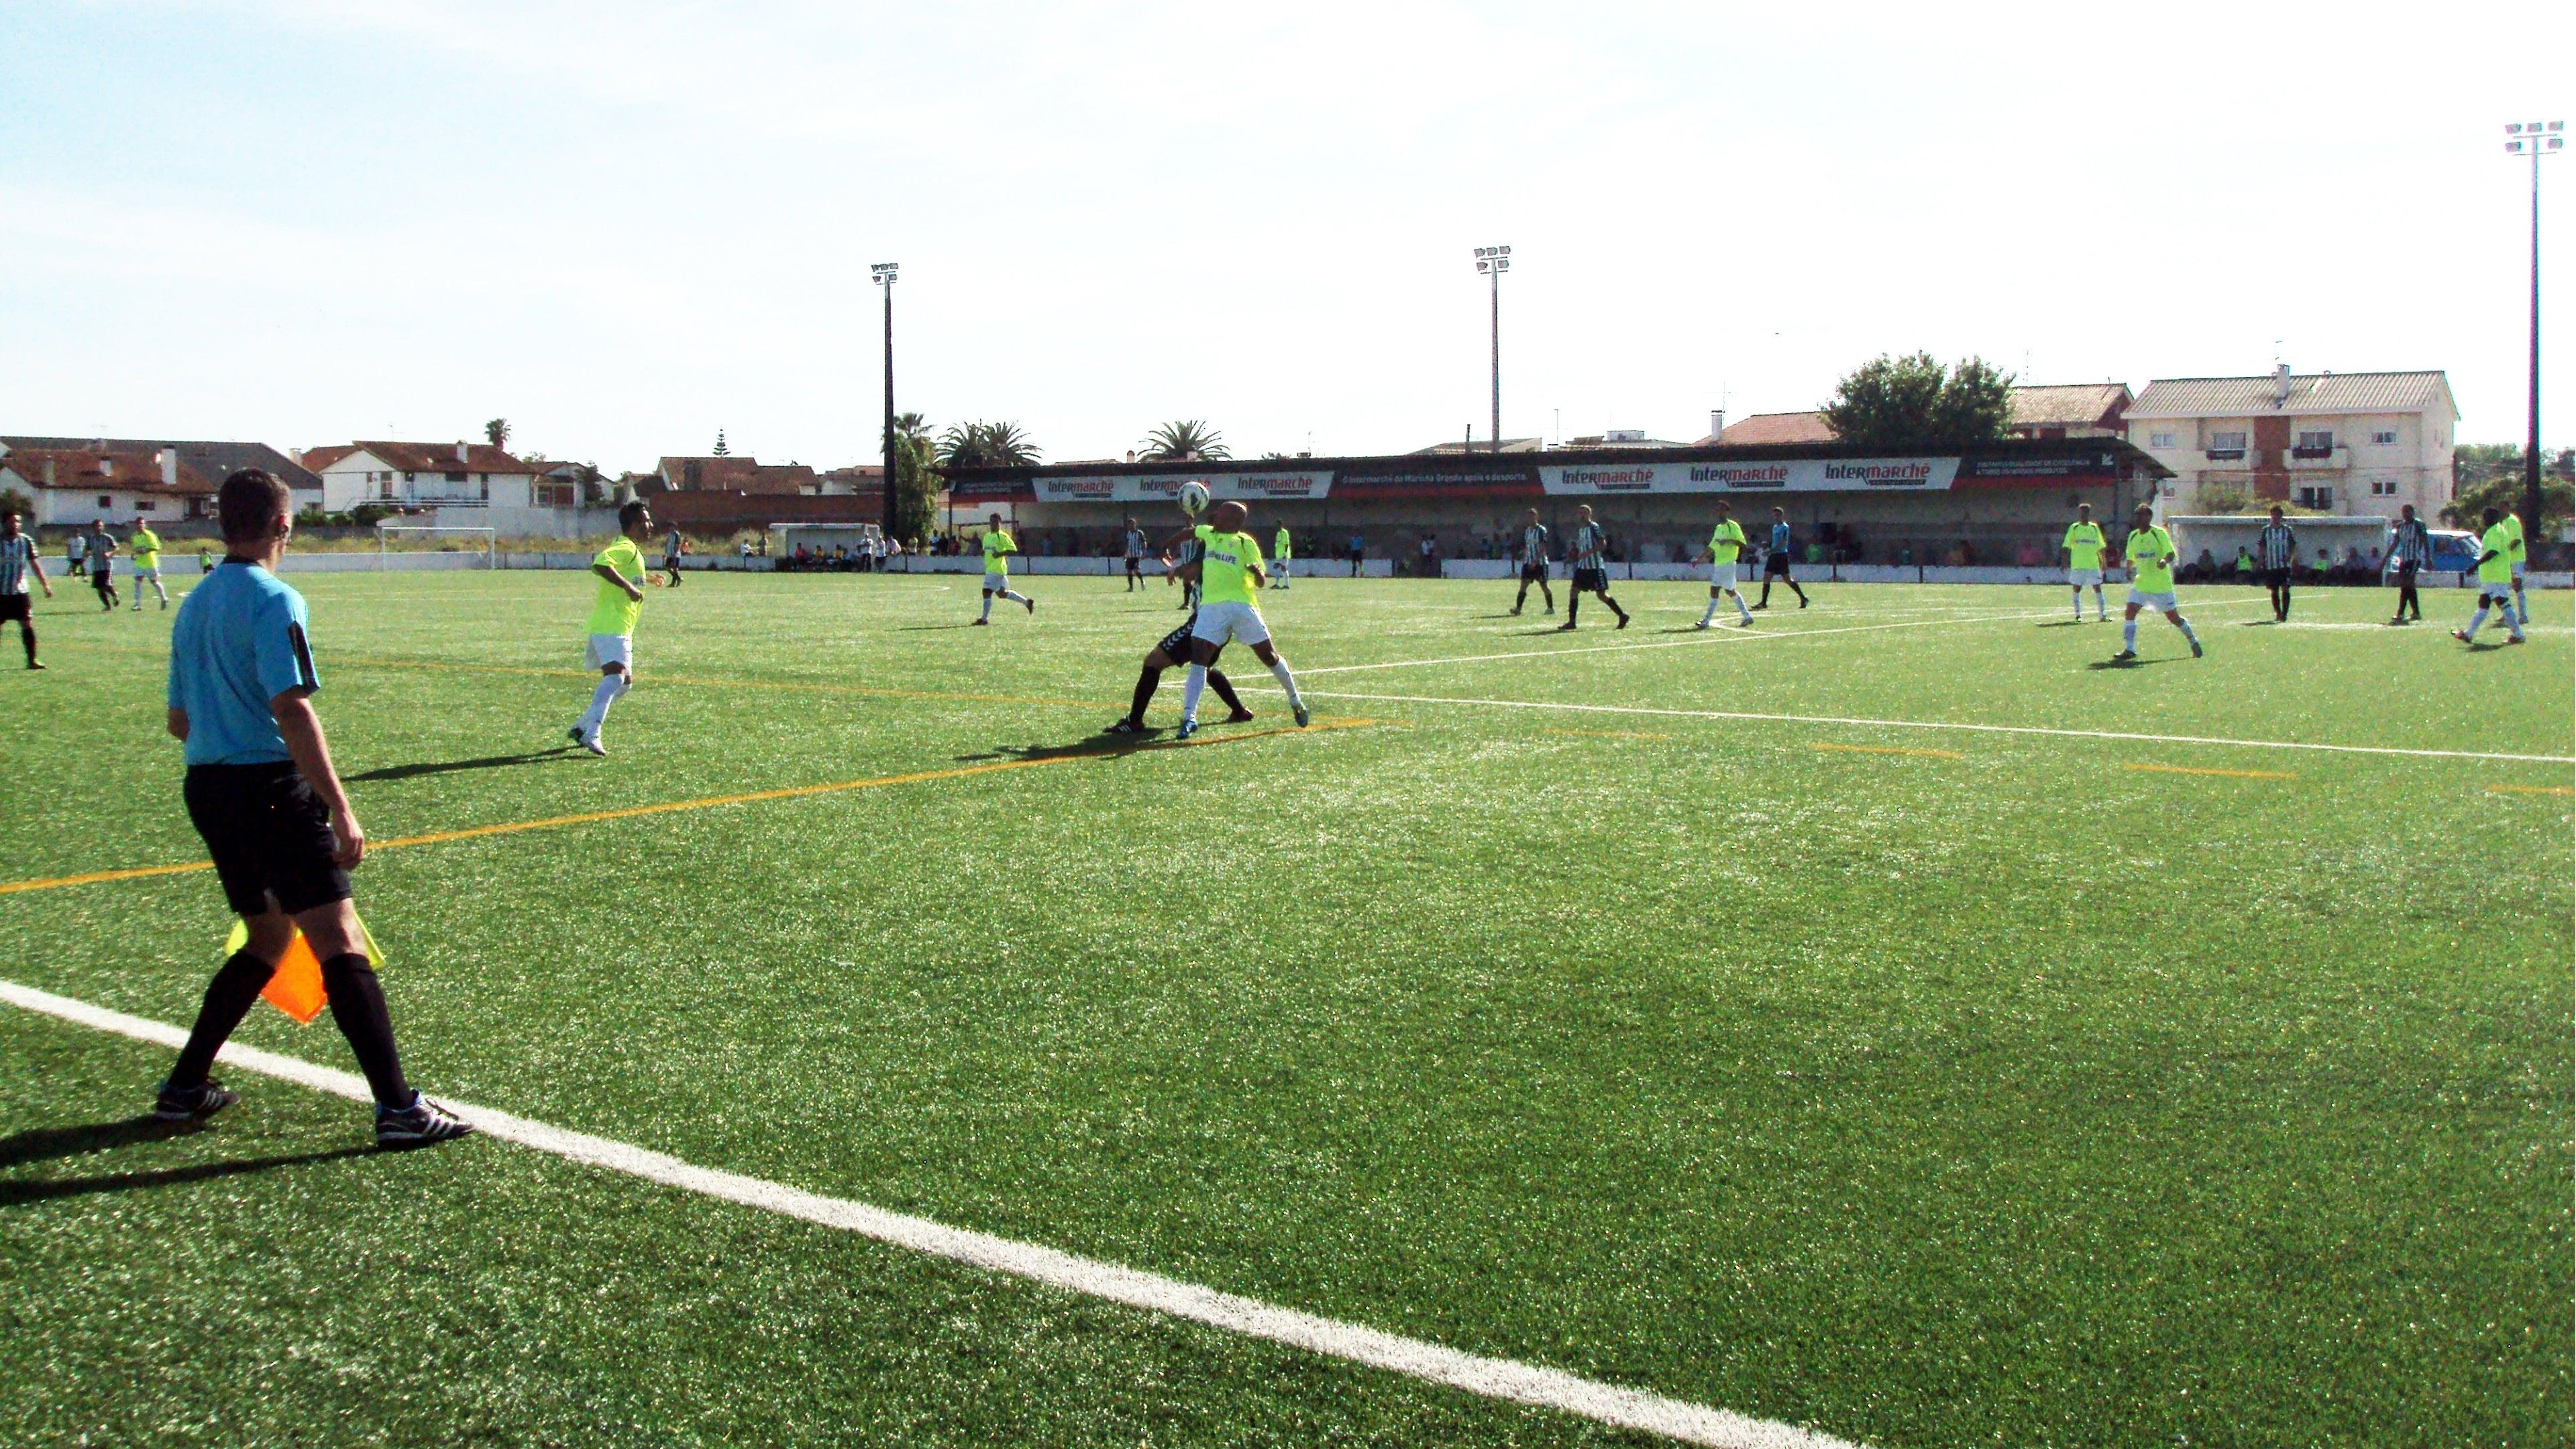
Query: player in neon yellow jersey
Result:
<box><xmin>975</xmin><ymin>513</ymin><xmax>1034</xmax><ymax>623</ymax></box>
<box><xmin>2502</xmin><ymin>509</ymin><xmax>2529</xmax><ymax>627</ymax></box>
<box><xmin>2110</xmin><ymin>503</ymin><xmax>2202</xmax><ymax>662</ymax></box>
<box><xmin>1693</xmin><ymin>499</ymin><xmax>1754</xmax><ymax>629</ymax></box>
<box><xmin>2061</xmin><ymin>503</ymin><xmax>2108</xmax><ymax>621</ymax></box>
<box><xmin>2453</xmin><ymin>506</ymin><xmax>2527</xmax><ymax>646</ymax></box>
<box><xmin>1272</xmin><ymin>523</ymin><xmax>1293</xmax><ymax>590</ymax></box>
<box><xmin>128</xmin><ymin>516</ymin><xmax>170</xmax><ymax>610</ymax></box>
<box><xmin>1171</xmin><ymin>501</ymin><xmax>1308</xmax><ymax>739</ymax></box>
<box><xmin>568</xmin><ymin>500</ymin><xmax>655</xmax><ymax>755</ymax></box>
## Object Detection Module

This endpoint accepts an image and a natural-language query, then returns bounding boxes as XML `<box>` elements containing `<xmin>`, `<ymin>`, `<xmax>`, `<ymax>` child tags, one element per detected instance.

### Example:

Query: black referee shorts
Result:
<box><xmin>1764</xmin><ymin>553</ymin><xmax>1793</xmax><ymax>578</ymax></box>
<box><xmin>184</xmin><ymin>762</ymin><xmax>351</xmax><ymax>918</ymax></box>
<box><xmin>0</xmin><ymin>594</ymin><xmax>29</xmax><ymax>625</ymax></box>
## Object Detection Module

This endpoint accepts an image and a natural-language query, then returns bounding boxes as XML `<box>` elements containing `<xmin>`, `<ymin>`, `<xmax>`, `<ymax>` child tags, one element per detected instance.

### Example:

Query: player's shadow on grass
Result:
<box><xmin>0</xmin><ymin>1114</ymin><xmax>200</xmax><ymax>1168</ymax></box>
<box><xmin>2033</xmin><ymin>619</ymin><xmax>2091</xmax><ymax>628</ymax></box>
<box><xmin>0</xmin><ymin>1144</ymin><xmax>377</xmax><ymax>1206</ymax></box>
<box><xmin>2086</xmin><ymin>657</ymin><xmax>2180</xmax><ymax>669</ymax></box>
<box><xmin>346</xmin><ymin>746</ymin><xmax>578</xmax><ymax>783</ymax></box>
<box><xmin>955</xmin><ymin>728</ymin><xmax>1288</xmax><ymax>765</ymax></box>
<box><xmin>894</xmin><ymin>622</ymin><xmax>983</xmax><ymax>631</ymax></box>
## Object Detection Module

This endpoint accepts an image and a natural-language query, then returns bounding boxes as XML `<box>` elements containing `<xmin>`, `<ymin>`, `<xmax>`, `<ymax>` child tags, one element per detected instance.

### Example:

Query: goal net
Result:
<box><xmin>375</xmin><ymin>525</ymin><xmax>496</xmax><ymax>570</ymax></box>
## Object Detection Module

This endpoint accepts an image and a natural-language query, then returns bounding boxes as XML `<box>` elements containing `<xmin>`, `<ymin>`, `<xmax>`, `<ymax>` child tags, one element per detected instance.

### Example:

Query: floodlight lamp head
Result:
<box><xmin>2508</xmin><ymin>123</ymin><xmax>2525</xmax><ymax>134</ymax></box>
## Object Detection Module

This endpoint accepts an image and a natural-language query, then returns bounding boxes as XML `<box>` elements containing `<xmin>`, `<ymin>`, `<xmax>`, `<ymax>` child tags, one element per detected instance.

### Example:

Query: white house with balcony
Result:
<box><xmin>303</xmin><ymin>440</ymin><xmax>540</xmax><ymax>513</ymax></box>
<box><xmin>2125</xmin><ymin>369</ymin><xmax>2457</xmax><ymax>518</ymax></box>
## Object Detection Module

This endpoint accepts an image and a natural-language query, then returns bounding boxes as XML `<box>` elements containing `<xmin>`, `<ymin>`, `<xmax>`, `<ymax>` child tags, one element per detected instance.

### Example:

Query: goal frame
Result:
<box><xmin>374</xmin><ymin>525</ymin><xmax>497</xmax><ymax>570</ymax></box>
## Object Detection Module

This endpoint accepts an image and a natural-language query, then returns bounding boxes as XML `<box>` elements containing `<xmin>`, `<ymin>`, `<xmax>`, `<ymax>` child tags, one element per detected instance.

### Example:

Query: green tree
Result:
<box><xmin>712</xmin><ymin>430</ymin><xmax>730</xmax><ymax>457</ymax></box>
<box><xmin>890</xmin><ymin>412</ymin><xmax>939</xmax><ymax>544</ymax></box>
<box><xmin>935</xmin><ymin>421</ymin><xmax>1042</xmax><ymax>470</ymax></box>
<box><xmin>1139</xmin><ymin>420</ymin><xmax>1229</xmax><ymax>461</ymax></box>
<box><xmin>1821</xmin><ymin>352</ymin><xmax>2015</xmax><ymax>450</ymax></box>
<box><xmin>0</xmin><ymin>485</ymin><xmax>32</xmax><ymax>521</ymax></box>
<box><xmin>2444</xmin><ymin>470</ymin><xmax>2573</xmax><ymax>532</ymax></box>
<box><xmin>484</xmin><ymin>417</ymin><xmax>510</xmax><ymax>449</ymax></box>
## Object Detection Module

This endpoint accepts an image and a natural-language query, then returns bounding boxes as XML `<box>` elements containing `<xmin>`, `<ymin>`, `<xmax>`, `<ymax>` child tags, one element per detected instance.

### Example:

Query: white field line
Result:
<box><xmin>0</xmin><ymin>979</ymin><xmax>1857</xmax><ymax>1449</ymax></box>
<box><xmin>1294</xmin><ymin>598</ymin><xmax>2273</xmax><ymax>676</ymax></box>
<box><xmin>1260</xmin><ymin>689</ymin><xmax>2576</xmax><ymax>765</ymax></box>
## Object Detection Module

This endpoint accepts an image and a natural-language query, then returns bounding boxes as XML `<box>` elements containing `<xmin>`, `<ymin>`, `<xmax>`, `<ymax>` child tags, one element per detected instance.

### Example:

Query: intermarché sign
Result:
<box><xmin>1539</xmin><ymin>458</ymin><xmax>1964</xmax><ymax>495</ymax></box>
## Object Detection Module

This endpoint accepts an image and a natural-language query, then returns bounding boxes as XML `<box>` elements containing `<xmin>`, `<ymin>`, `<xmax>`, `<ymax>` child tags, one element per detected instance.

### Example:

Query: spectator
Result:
<box><xmin>1347</xmin><ymin>532</ymin><xmax>1365</xmax><ymax>577</ymax></box>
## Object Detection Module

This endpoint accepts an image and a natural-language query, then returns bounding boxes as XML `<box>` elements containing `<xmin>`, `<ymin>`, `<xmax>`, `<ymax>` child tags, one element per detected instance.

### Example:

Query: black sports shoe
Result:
<box><xmin>1615</xmin><ymin>613</ymin><xmax>1630</xmax><ymax>630</ymax></box>
<box><xmin>1224</xmin><ymin>708</ymin><xmax>1256</xmax><ymax>723</ymax></box>
<box><xmin>1556</xmin><ymin>622</ymin><xmax>1576</xmax><ymax>632</ymax></box>
<box><xmin>1105</xmin><ymin>718</ymin><xmax>1144</xmax><ymax>734</ymax></box>
<box><xmin>376</xmin><ymin>1094</ymin><xmax>475</xmax><ymax>1148</ymax></box>
<box><xmin>1292</xmin><ymin>703</ymin><xmax>1311</xmax><ymax>728</ymax></box>
<box><xmin>2110</xmin><ymin>648</ymin><xmax>2139</xmax><ymax>661</ymax></box>
<box><xmin>156</xmin><ymin>1079</ymin><xmax>239</xmax><ymax>1122</ymax></box>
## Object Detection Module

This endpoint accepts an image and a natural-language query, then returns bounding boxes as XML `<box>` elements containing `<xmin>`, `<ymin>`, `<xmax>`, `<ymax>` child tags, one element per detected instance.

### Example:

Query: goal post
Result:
<box><xmin>375</xmin><ymin>525</ymin><xmax>496</xmax><ymax>570</ymax></box>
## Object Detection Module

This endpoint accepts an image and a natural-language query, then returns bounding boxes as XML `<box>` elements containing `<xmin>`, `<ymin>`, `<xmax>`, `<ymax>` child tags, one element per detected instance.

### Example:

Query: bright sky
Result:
<box><xmin>2</xmin><ymin>1</ymin><xmax>2568</xmax><ymax>472</ymax></box>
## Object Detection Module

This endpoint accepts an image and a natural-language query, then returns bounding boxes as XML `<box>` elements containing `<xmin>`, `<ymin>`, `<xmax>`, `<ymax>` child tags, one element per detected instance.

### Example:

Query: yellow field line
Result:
<box><xmin>1544</xmin><ymin>728</ymin><xmax>1672</xmax><ymax>741</ymax></box>
<box><xmin>1813</xmin><ymin>743</ymin><xmax>1962</xmax><ymax>759</ymax></box>
<box><xmin>2488</xmin><ymin>784</ymin><xmax>2576</xmax><ymax>797</ymax></box>
<box><xmin>2123</xmin><ymin>763</ymin><xmax>2296</xmax><ymax>780</ymax></box>
<box><xmin>0</xmin><ymin>720</ymin><xmax>1373</xmax><ymax>898</ymax></box>
<box><xmin>340</xmin><ymin>655</ymin><xmax>1126</xmax><ymax>710</ymax></box>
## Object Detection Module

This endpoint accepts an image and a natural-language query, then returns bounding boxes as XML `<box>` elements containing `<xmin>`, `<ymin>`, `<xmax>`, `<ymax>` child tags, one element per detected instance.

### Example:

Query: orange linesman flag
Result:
<box><xmin>222</xmin><ymin>915</ymin><xmax>386</xmax><ymax>1026</ymax></box>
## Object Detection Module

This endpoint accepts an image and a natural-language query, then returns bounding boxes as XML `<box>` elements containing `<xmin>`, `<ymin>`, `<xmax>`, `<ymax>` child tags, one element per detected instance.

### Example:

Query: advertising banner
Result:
<box><xmin>1540</xmin><ymin>457</ymin><xmax>1961</xmax><ymax>495</ymax></box>
<box><xmin>1031</xmin><ymin>470</ymin><xmax>1332</xmax><ymax>504</ymax></box>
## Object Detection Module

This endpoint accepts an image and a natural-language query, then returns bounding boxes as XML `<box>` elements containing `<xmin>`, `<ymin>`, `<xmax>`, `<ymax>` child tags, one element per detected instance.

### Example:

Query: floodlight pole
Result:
<box><xmin>872</xmin><ymin>262</ymin><xmax>900</xmax><ymax>540</ymax></box>
<box><xmin>2507</xmin><ymin>124</ymin><xmax>2562</xmax><ymax>557</ymax></box>
<box><xmin>1474</xmin><ymin>246</ymin><xmax>1511</xmax><ymax>451</ymax></box>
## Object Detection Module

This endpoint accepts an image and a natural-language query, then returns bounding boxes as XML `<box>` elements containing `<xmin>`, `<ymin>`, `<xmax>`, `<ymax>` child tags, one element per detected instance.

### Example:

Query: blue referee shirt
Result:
<box><xmin>166</xmin><ymin>560</ymin><xmax>319</xmax><ymax>766</ymax></box>
<box><xmin>1770</xmin><ymin>521</ymin><xmax>1792</xmax><ymax>553</ymax></box>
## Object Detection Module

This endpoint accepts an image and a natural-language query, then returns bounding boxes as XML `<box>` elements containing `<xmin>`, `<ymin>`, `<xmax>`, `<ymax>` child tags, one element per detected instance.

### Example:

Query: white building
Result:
<box><xmin>0</xmin><ymin>443</ymin><xmax>215</xmax><ymax>527</ymax></box>
<box><xmin>2126</xmin><ymin>369</ymin><xmax>2458</xmax><ymax>518</ymax></box>
<box><xmin>303</xmin><ymin>440</ymin><xmax>541</xmax><ymax>513</ymax></box>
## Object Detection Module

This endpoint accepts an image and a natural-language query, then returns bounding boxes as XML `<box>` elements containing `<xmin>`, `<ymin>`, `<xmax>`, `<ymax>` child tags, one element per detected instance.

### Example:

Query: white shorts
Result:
<box><xmin>2510</xmin><ymin>563</ymin><xmax>2526</xmax><ymax>583</ymax></box>
<box><xmin>2481</xmin><ymin>584</ymin><xmax>2515</xmax><ymax>605</ymax></box>
<box><xmin>1274</xmin><ymin>558</ymin><xmax>1291</xmax><ymax>578</ymax></box>
<box><xmin>585</xmin><ymin>633</ymin><xmax>634</xmax><ymax>671</ymax></box>
<box><xmin>1190</xmin><ymin>600</ymin><xmax>1271</xmax><ymax>647</ymax></box>
<box><xmin>1707</xmin><ymin>561</ymin><xmax>1740</xmax><ymax>590</ymax></box>
<box><xmin>132</xmin><ymin>564</ymin><xmax>160</xmax><ymax>580</ymax></box>
<box><xmin>2070</xmin><ymin>568</ymin><xmax>2102</xmax><ymax>587</ymax></box>
<box><xmin>983</xmin><ymin>572</ymin><xmax>1008</xmax><ymax>592</ymax></box>
<box><xmin>2126</xmin><ymin>588</ymin><xmax>2178</xmax><ymax>612</ymax></box>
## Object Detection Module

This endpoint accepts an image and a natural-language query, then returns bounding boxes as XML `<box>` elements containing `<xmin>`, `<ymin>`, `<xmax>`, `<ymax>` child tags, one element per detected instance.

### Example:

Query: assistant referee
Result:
<box><xmin>156</xmin><ymin>468</ymin><xmax>472</xmax><ymax>1147</ymax></box>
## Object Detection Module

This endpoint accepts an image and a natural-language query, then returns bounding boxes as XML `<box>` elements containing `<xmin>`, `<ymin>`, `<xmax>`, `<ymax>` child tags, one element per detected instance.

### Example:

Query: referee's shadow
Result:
<box><xmin>0</xmin><ymin>1115</ymin><xmax>377</xmax><ymax>1207</ymax></box>
<box><xmin>346</xmin><ymin>746</ymin><xmax>579</xmax><ymax>783</ymax></box>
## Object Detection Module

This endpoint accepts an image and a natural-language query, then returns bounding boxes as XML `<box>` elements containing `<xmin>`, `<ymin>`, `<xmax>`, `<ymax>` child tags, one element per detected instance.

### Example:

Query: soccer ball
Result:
<box><xmin>1178</xmin><ymin>481</ymin><xmax>1210</xmax><ymax>517</ymax></box>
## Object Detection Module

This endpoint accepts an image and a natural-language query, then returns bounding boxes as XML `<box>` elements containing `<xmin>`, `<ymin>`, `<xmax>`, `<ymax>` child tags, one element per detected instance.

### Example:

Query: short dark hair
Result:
<box><xmin>217</xmin><ymin>468</ymin><xmax>291</xmax><ymax>543</ymax></box>
<box><xmin>2483</xmin><ymin>507</ymin><xmax>2502</xmax><ymax>527</ymax></box>
<box><xmin>618</xmin><ymin>499</ymin><xmax>649</xmax><ymax>531</ymax></box>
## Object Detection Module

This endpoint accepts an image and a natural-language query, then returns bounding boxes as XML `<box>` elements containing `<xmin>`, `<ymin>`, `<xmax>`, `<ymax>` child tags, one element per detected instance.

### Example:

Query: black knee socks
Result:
<box><xmin>1131</xmin><ymin>664</ymin><xmax>1246</xmax><ymax>724</ymax></box>
<box><xmin>15</xmin><ymin>621</ymin><xmax>33</xmax><ymax>663</ymax></box>
<box><xmin>1206</xmin><ymin>669</ymin><xmax>1244</xmax><ymax>715</ymax></box>
<box><xmin>320</xmin><ymin>953</ymin><xmax>410</xmax><ymax>1108</ymax></box>
<box><xmin>170</xmin><ymin>949</ymin><xmax>278</xmax><ymax>1089</ymax></box>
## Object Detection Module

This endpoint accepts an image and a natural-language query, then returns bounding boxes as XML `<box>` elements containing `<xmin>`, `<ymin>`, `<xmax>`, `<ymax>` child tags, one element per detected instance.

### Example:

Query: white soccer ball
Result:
<box><xmin>1178</xmin><ymin>481</ymin><xmax>1211</xmax><ymax>517</ymax></box>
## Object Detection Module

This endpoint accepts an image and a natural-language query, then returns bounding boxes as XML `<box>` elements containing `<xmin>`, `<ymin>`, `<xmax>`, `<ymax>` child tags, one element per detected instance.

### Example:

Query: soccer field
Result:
<box><xmin>3</xmin><ymin>568</ymin><xmax>2569</xmax><ymax>1448</ymax></box>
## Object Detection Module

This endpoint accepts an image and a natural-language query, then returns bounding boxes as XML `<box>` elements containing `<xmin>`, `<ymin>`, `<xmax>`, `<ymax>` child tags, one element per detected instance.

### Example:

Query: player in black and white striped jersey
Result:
<box><xmin>1558</xmin><ymin>505</ymin><xmax>1629</xmax><ymax>631</ymax></box>
<box><xmin>2256</xmin><ymin>507</ymin><xmax>2298</xmax><ymax>622</ymax></box>
<box><xmin>1509</xmin><ymin>508</ymin><xmax>1555</xmax><ymax>616</ymax></box>
<box><xmin>2383</xmin><ymin>504</ymin><xmax>2432</xmax><ymax>625</ymax></box>
<box><xmin>0</xmin><ymin>509</ymin><xmax>55</xmax><ymax>669</ymax></box>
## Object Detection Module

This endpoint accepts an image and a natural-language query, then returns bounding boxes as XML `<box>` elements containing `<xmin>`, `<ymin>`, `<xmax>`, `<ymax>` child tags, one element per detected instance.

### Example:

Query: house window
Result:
<box><xmin>443</xmin><ymin>470</ymin><xmax>468</xmax><ymax>484</ymax></box>
<box><xmin>134</xmin><ymin>500</ymin><xmax>156</xmax><ymax>512</ymax></box>
<box><xmin>2206</xmin><ymin>430</ymin><xmax>2247</xmax><ymax>460</ymax></box>
<box><xmin>379</xmin><ymin>479</ymin><xmax>394</xmax><ymax>499</ymax></box>
<box><xmin>2369</xmin><ymin>480</ymin><xmax>2400</xmax><ymax>496</ymax></box>
<box><xmin>97</xmin><ymin>494</ymin><xmax>114</xmax><ymax>508</ymax></box>
<box><xmin>404</xmin><ymin>471</ymin><xmax>417</xmax><ymax>483</ymax></box>
<box><xmin>2294</xmin><ymin>430</ymin><xmax>2334</xmax><ymax>458</ymax></box>
<box><xmin>2294</xmin><ymin>485</ymin><xmax>2334</xmax><ymax>509</ymax></box>
<box><xmin>479</xmin><ymin>472</ymin><xmax>490</xmax><ymax>483</ymax></box>
<box><xmin>2148</xmin><ymin>431</ymin><xmax>2178</xmax><ymax>449</ymax></box>
<box><xmin>2370</xmin><ymin>430</ymin><xmax>2398</xmax><ymax>445</ymax></box>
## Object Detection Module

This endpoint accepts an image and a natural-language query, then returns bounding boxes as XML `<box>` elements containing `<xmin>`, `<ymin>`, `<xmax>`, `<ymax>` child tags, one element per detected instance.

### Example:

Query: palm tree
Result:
<box><xmin>1139</xmin><ymin>420</ymin><xmax>1230</xmax><ymax>462</ymax></box>
<box><xmin>936</xmin><ymin>421</ymin><xmax>1042</xmax><ymax>470</ymax></box>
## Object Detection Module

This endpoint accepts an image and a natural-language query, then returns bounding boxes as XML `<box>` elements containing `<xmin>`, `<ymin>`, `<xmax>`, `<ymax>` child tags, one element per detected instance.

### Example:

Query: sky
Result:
<box><xmin>1</xmin><ymin>0</ymin><xmax>2569</xmax><ymax>473</ymax></box>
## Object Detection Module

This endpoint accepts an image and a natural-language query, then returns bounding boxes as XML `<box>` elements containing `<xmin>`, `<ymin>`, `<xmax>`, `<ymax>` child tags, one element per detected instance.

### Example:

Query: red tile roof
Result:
<box><xmin>1714</xmin><ymin>411</ymin><xmax>1835</xmax><ymax>445</ymax></box>
<box><xmin>307</xmin><ymin>441</ymin><xmax>536</xmax><ymax>474</ymax></box>
<box><xmin>1</xmin><ymin>445</ymin><xmax>215</xmax><ymax>494</ymax></box>
<box><xmin>656</xmin><ymin>455</ymin><xmax>818</xmax><ymax>494</ymax></box>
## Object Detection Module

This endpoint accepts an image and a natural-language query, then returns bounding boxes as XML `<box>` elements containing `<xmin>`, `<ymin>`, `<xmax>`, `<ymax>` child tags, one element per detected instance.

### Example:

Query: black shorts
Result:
<box><xmin>1573</xmin><ymin>566</ymin><xmax>1609</xmax><ymax>592</ymax></box>
<box><xmin>1126</xmin><ymin>555</ymin><xmax>1143</xmax><ymax>572</ymax></box>
<box><xmin>1519</xmin><ymin>562</ymin><xmax>1549</xmax><ymax>583</ymax></box>
<box><xmin>91</xmin><ymin>570</ymin><xmax>115</xmax><ymax>589</ymax></box>
<box><xmin>184</xmin><ymin>763</ymin><xmax>351</xmax><ymax>918</ymax></box>
<box><xmin>1156</xmin><ymin>618</ymin><xmax>1199</xmax><ymax>661</ymax></box>
<box><xmin>0</xmin><ymin>594</ymin><xmax>28</xmax><ymax>624</ymax></box>
<box><xmin>2263</xmin><ymin>568</ymin><xmax>2292</xmax><ymax>588</ymax></box>
<box><xmin>1764</xmin><ymin>554</ymin><xmax>1792</xmax><ymax>577</ymax></box>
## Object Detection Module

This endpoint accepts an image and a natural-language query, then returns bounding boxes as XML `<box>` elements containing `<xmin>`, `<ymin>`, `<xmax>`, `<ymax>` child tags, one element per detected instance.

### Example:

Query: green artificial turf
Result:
<box><xmin>3</xmin><ymin>568</ymin><xmax>2569</xmax><ymax>1448</ymax></box>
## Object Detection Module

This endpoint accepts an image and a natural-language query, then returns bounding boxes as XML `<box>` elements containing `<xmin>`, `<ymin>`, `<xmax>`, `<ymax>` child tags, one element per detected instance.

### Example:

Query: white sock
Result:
<box><xmin>2071</xmin><ymin>588</ymin><xmax>2082</xmax><ymax>618</ymax></box>
<box><xmin>2094</xmin><ymin>587</ymin><xmax>2106</xmax><ymax>617</ymax></box>
<box><xmin>980</xmin><ymin>592</ymin><xmax>994</xmax><ymax>620</ymax></box>
<box><xmin>2123</xmin><ymin>618</ymin><xmax>2139</xmax><ymax>650</ymax></box>
<box><xmin>1701</xmin><ymin>596</ymin><xmax>1719</xmax><ymax>625</ymax></box>
<box><xmin>1181</xmin><ymin>663</ymin><xmax>1207</xmax><ymax>722</ymax></box>
<box><xmin>2514</xmin><ymin>590</ymin><xmax>2528</xmax><ymax>627</ymax></box>
<box><xmin>1732</xmin><ymin>589</ymin><xmax>1752</xmax><ymax>621</ymax></box>
<box><xmin>2176</xmin><ymin>616</ymin><xmax>2199</xmax><ymax>644</ymax></box>
<box><xmin>1267</xmin><ymin>656</ymin><xmax>1303</xmax><ymax>711</ymax></box>
<box><xmin>578</xmin><ymin>674</ymin><xmax>625</xmax><ymax>737</ymax></box>
<box><xmin>2464</xmin><ymin>606</ymin><xmax>2487</xmax><ymax>639</ymax></box>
